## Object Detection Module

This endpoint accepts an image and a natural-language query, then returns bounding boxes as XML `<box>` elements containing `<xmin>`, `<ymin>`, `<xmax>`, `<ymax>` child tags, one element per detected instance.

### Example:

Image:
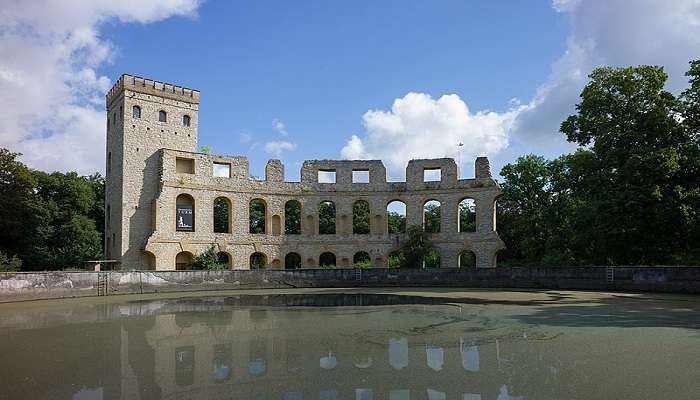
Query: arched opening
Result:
<box><xmin>132</xmin><ymin>105</ymin><xmax>141</xmax><ymax>119</ymax></box>
<box><xmin>271</xmin><ymin>215</ymin><xmax>281</xmax><ymax>235</ymax></box>
<box><xmin>353</xmin><ymin>251</ymin><xmax>371</xmax><ymax>268</ymax></box>
<box><xmin>387</xmin><ymin>250</ymin><xmax>403</xmax><ymax>268</ymax></box>
<box><xmin>423</xmin><ymin>200</ymin><xmax>441</xmax><ymax>233</ymax></box>
<box><xmin>458</xmin><ymin>198</ymin><xmax>476</xmax><ymax>232</ymax></box>
<box><xmin>213</xmin><ymin>197</ymin><xmax>231</xmax><ymax>233</ymax></box>
<box><xmin>217</xmin><ymin>252</ymin><xmax>231</xmax><ymax>268</ymax></box>
<box><xmin>250</xmin><ymin>252</ymin><xmax>267</xmax><ymax>269</ymax></box>
<box><xmin>176</xmin><ymin>251</ymin><xmax>193</xmax><ymax>270</ymax></box>
<box><xmin>387</xmin><ymin>200</ymin><xmax>406</xmax><ymax>234</ymax></box>
<box><xmin>158</xmin><ymin>110</ymin><xmax>167</xmax><ymax>122</ymax></box>
<box><xmin>284</xmin><ymin>200</ymin><xmax>301</xmax><ymax>234</ymax></box>
<box><xmin>459</xmin><ymin>250</ymin><xmax>476</xmax><ymax>268</ymax></box>
<box><xmin>318</xmin><ymin>201</ymin><xmax>336</xmax><ymax>234</ymax></box>
<box><xmin>424</xmin><ymin>249</ymin><xmax>441</xmax><ymax>269</ymax></box>
<box><xmin>176</xmin><ymin>194</ymin><xmax>195</xmax><ymax>232</ymax></box>
<box><xmin>285</xmin><ymin>252</ymin><xmax>302</xmax><ymax>269</ymax></box>
<box><xmin>183</xmin><ymin>114</ymin><xmax>191</xmax><ymax>127</ymax></box>
<box><xmin>352</xmin><ymin>200</ymin><xmax>370</xmax><ymax>234</ymax></box>
<box><xmin>249</xmin><ymin>199</ymin><xmax>266</xmax><ymax>234</ymax></box>
<box><xmin>144</xmin><ymin>251</ymin><xmax>156</xmax><ymax>270</ymax></box>
<box><xmin>319</xmin><ymin>252</ymin><xmax>336</xmax><ymax>268</ymax></box>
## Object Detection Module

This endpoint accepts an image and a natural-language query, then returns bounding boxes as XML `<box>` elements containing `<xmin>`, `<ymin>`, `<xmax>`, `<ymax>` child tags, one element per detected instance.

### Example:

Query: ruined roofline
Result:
<box><xmin>106</xmin><ymin>74</ymin><xmax>200</xmax><ymax>106</ymax></box>
<box><xmin>159</xmin><ymin>148</ymin><xmax>494</xmax><ymax>181</ymax></box>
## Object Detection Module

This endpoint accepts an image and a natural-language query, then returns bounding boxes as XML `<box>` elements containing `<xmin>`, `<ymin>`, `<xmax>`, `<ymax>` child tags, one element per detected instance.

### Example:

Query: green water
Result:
<box><xmin>0</xmin><ymin>289</ymin><xmax>698</xmax><ymax>399</ymax></box>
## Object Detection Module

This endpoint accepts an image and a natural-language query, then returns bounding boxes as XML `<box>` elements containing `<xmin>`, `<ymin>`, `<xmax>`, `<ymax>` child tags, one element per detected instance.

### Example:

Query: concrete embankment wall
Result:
<box><xmin>1</xmin><ymin>266</ymin><xmax>699</xmax><ymax>302</ymax></box>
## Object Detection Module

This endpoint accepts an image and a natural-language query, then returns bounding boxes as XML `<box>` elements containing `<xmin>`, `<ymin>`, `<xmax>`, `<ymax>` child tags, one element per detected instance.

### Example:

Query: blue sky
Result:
<box><xmin>2</xmin><ymin>1</ymin><xmax>700</xmax><ymax>180</ymax></box>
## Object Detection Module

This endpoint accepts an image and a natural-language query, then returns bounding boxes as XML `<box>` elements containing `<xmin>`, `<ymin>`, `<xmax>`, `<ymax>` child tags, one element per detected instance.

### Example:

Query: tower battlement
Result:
<box><xmin>106</xmin><ymin>74</ymin><xmax>200</xmax><ymax>106</ymax></box>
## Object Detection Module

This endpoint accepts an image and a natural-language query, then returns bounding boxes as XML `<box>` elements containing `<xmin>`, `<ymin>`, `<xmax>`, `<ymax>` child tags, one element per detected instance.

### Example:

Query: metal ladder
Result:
<box><xmin>97</xmin><ymin>272</ymin><xmax>108</xmax><ymax>296</ymax></box>
<box><xmin>354</xmin><ymin>269</ymin><xmax>362</xmax><ymax>281</ymax></box>
<box><xmin>605</xmin><ymin>267</ymin><xmax>615</xmax><ymax>284</ymax></box>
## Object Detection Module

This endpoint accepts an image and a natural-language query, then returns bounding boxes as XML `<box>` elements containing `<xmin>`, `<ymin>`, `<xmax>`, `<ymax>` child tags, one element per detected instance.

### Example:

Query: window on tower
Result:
<box><xmin>133</xmin><ymin>105</ymin><xmax>141</xmax><ymax>119</ymax></box>
<box><xmin>159</xmin><ymin>110</ymin><xmax>167</xmax><ymax>122</ymax></box>
<box><xmin>183</xmin><ymin>115</ymin><xmax>191</xmax><ymax>127</ymax></box>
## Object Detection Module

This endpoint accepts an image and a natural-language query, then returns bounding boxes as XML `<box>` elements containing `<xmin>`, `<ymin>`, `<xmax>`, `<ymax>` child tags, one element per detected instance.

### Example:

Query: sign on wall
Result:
<box><xmin>176</xmin><ymin>205</ymin><xmax>194</xmax><ymax>231</ymax></box>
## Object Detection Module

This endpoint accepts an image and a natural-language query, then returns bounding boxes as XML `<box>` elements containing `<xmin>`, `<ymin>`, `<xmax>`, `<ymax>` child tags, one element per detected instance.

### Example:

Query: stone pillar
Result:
<box><xmin>475</xmin><ymin>157</ymin><xmax>491</xmax><ymax>179</ymax></box>
<box><xmin>265</xmin><ymin>159</ymin><xmax>284</xmax><ymax>182</ymax></box>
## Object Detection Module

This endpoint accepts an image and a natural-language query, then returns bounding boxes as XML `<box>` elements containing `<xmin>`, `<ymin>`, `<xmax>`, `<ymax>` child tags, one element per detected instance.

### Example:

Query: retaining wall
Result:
<box><xmin>1</xmin><ymin>266</ymin><xmax>699</xmax><ymax>302</ymax></box>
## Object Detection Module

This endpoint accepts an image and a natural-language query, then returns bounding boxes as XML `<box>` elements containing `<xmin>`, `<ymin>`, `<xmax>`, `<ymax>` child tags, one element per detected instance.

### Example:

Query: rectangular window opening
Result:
<box><xmin>352</xmin><ymin>170</ymin><xmax>370</xmax><ymax>183</ymax></box>
<box><xmin>176</xmin><ymin>157</ymin><xmax>195</xmax><ymax>174</ymax></box>
<box><xmin>423</xmin><ymin>168</ymin><xmax>441</xmax><ymax>182</ymax></box>
<box><xmin>213</xmin><ymin>162</ymin><xmax>231</xmax><ymax>178</ymax></box>
<box><xmin>318</xmin><ymin>169</ymin><xmax>336</xmax><ymax>183</ymax></box>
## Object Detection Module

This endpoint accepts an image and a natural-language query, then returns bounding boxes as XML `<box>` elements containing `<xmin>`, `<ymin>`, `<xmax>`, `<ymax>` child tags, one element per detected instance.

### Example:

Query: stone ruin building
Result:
<box><xmin>105</xmin><ymin>74</ymin><xmax>505</xmax><ymax>270</ymax></box>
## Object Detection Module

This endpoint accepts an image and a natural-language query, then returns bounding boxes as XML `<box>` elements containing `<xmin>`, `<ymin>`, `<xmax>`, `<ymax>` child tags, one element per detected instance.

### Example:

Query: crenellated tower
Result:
<box><xmin>104</xmin><ymin>74</ymin><xmax>200</xmax><ymax>268</ymax></box>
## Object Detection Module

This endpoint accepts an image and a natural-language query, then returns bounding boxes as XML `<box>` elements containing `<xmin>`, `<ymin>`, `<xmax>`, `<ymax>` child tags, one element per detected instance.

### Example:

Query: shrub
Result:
<box><xmin>192</xmin><ymin>245</ymin><xmax>228</xmax><ymax>270</ymax></box>
<box><xmin>0</xmin><ymin>251</ymin><xmax>21</xmax><ymax>272</ymax></box>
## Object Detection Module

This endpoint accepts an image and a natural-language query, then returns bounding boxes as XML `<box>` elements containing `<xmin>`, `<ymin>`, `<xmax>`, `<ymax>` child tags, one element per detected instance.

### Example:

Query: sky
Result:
<box><xmin>2</xmin><ymin>0</ymin><xmax>700</xmax><ymax>181</ymax></box>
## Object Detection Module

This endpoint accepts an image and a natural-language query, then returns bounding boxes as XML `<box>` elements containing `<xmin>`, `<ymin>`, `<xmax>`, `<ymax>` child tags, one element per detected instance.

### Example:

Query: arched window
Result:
<box><xmin>176</xmin><ymin>194</ymin><xmax>195</xmax><ymax>232</ymax></box>
<box><xmin>159</xmin><ymin>110</ymin><xmax>167</xmax><ymax>122</ymax></box>
<box><xmin>459</xmin><ymin>198</ymin><xmax>476</xmax><ymax>232</ymax></box>
<box><xmin>423</xmin><ymin>200</ymin><xmax>441</xmax><ymax>233</ymax></box>
<box><xmin>387</xmin><ymin>200</ymin><xmax>406</xmax><ymax>234</ymax></box>
<box><xmin>424</xmin><ymin>248</ymin><xmax>441</xmax><ymax>268</ymax></box>
<box><xmin>352</xmin><ymin>200</ymin><xmax>370</xmax><ymax>234</ymax></box>
<box><xmin>459</xmin><ymin>250</ymin><xmax>476</xmax><ymax>268</ymax></box>
<box><xmin>250</xmin><ymin>252</ymin><xmax>267</xmax><ymax>269</ymax></box>
<box><xmin>183</xmin><ymin>115</ymin><xmax>191</xmax><ymax>127</ymax></box>
<box><xmin>319</xmin><ymin>252</ymin><xmax>336</xmax><ymax>268</ymax></box>
<box><xmin>353</xmin><ymin>251</ymin><xmax>371</xmax><ymax>268</ymax></box>
<box><xmin>249</xmin><ymin>199</ymin><xmax>266</xmax><ymax>234</ymax></box>
<box><xmin>214</xmin><ymin>197</ymin><xmax>231</xmax><ymax>233</ymax></box>
<box><xmin>217</xmin><ymin>252</ymin><xmax>231</xmax><ymax>268</ymax></box>
<box><xmin>175</xmin><ymin>251</ymin><xmax>193</xmax><ymax>270</ymax></box>
<box><xmin>132</xmin><ymin>105</ymin><xmax>141</xmax><ymax>119</ymax></box>
<box><xmin>318</xmin><ymin>201</ymin><xmax>336</xmax><ymax>234</ymax></box>
<box><xmin>284</xmin><ymin>200</ymin><xmax>301</xmax><ymax>234</ymax></box>
<box><xmin>285</xmin><ymin>253</ymin><xmax>302</xmax><ymax>269</ymax></box>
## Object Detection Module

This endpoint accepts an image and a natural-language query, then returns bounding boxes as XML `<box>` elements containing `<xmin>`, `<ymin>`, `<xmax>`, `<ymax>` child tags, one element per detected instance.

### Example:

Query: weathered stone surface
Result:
<box><xmin>2</xmin><ymin>267</ymin><xmax>700</xmax><ymax>302</ymax></box>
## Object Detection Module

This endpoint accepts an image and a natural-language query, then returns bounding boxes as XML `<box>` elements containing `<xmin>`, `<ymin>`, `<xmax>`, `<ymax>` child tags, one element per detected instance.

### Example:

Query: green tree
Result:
<box><xmin>192</xmin><ymin>245</ymin><xmax>228</xmax><ymax>270</ymax></box>
<box><xmin>387</xmin><ymin>211</ymin><xmax>406</xmax><ymax>234</ymax></box>
<box><xmin>458</xmin><ymin>199</ymin><xmax>476</xmax><ymax>232</ymax></box>
<box><xmin>0</xmin><ymin>149</ymin><xmax>42</xmax><ymax>260</ymax></box>
<box><xmin>423</xmin><ymin>203</ymin><xmax>440</xmax><ymax>233</ymax></box>
<box><xmin>0</xmin><ymin>251</ymin><xmax>21</xmax><ymax>272</ymax></box>
<box><xmin>284</xmin><ymin>200</ymin><xmax>301</xmax><ymax>234</ymax></box>
<box><xmin>214</xmin><ymin>198</ymin><xmax>230</xmax><ymax>233</ymax></box>
<box><xmin>318</xmin><ymin>201</ymin><xmax>336</xmax><ymax>234</ymax></box>
<box><xmin>352</xmin><ymin>201</ymin><xmax>370</xmax><ymax>234</ymax></box>
<box><xmin>249</xmin><ymin>200</ymin><xmax>266</xmax><ymax>234</ymax></box>
<box><xmin>560</xmin><ymin>65</ymin><xmax>696</xmax><ymax>264</ymax></box>
<box><xmin>399</xmin><ymin>225</ymin><xmax>435</xmax><ymax>268</ymax></box>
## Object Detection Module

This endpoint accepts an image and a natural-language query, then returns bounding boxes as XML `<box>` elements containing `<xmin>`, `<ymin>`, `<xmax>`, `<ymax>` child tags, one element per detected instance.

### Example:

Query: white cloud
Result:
<box><xmin>341</xmin><ymin>92</ymin><xmax>518</xmax><ymax>179</ymax></box>
<box><xmin>342</xmin><ymin>1</ymin><xmax>700</xmax><ymax>178</ymax></box>
<box><xmin>512</xmin><ymin>0</ymin><xmax>700</xmax><ymax>145</ymax></box>
<box><xmin>272</xmin><ymin>118</ymin><xmax>288</xmax><ymax>136</ymax></box>
<box><xmin>264</xmin><ymin>140</ymin><xmax>297</xmax><ymax>158</ymax></box>
<box><xmin>0</xmin><ymin>0</ymin><xmax>202</xmax><ymax>174</ymax></box>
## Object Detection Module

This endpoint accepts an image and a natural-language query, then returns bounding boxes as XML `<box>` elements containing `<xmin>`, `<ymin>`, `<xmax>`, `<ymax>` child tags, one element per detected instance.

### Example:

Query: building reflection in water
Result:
<box><xmin>249</xmin><ymin>338</ymin><xmax>267</xmax><ymax>376</ymax></box>
<box><xmin>426</xmin><ymin>345</ymin><xmax>444</xmax><ymax>371</ymax></box>
<box><xmin>427</xmin><ymin>388</ymin><xmax>447</xmax><ymax>400</ymax></box>
<box><xmin>389</xmin><ymin>337</ymin><xmax>409</xmax><ymax>370</ymax></box>
<box><xmin>283</xmin><ymin>391</ymin><xmax>303</xmax><ymax>400</ymax></box>
<box><xmin>212</xmin><ymin>343</ymin><xmax>232</xmax><ymax>382</ymax></box>
<box><xmin>174</xmin><ymin>346</ymin><xmax>195</xmax><ymax>386</ymax></box>
<box><xmin>463</xmin><ymin>394</ymin><xmax>482</xmax><ymax>400</ymax></box>
<box><xmin>320</xmin><ymin>389</ymin><xmax>338</xmax><ymax>400</ymax></box>
<box><xmin>461</xmin><ymin>338</ymin><xmax>480</xmax><ymax>372</ymax></box>
<box><xmin>389</xmin><ymin>389</ymin><xmax>410</xmax><ymax>400</ymax></box>
<box><xmin>320</xmin><ymin>351</ymin><xmax>337</xmax><ymax>369</ymax></box>
<box><xmin>355</xmin><ymin>388</ymin><xmax>373</xmax><ymax>400</ymax></box>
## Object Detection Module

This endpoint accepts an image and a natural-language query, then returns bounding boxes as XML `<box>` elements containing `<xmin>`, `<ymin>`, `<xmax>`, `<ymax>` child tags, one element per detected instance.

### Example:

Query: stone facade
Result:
<box><xmin>105</xmin><ymin>74</ymin><xmax>505</xmax><ymax>270</ymax></box>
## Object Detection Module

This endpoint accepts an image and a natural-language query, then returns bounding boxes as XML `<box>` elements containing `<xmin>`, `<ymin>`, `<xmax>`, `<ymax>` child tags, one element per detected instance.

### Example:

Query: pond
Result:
<box><xmin>0</xmin><ymin>288</ymin><xmax>699</xmax><ymax>399</ymax></box>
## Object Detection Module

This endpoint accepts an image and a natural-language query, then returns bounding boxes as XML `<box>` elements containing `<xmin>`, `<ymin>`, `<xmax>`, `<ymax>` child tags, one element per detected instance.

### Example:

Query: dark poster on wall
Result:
<box><xmin>176</xmin><ymin>205</ymin><xmax>194</xmax><ymax>231</ymax></box>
